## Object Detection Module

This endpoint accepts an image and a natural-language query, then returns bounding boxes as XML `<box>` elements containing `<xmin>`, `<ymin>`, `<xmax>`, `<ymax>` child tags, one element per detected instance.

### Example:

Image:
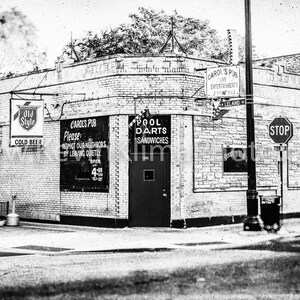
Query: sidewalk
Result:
<box><xmin>0</xmin><ymin>218</ymin><xmax>299</xmax><ymax>256</ymax></box>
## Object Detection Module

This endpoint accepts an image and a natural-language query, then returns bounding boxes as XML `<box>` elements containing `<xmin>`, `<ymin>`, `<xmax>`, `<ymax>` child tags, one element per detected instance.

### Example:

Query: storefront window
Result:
<box><xmin>60</xmin><ymin>116</ymin><xmax>109</xmax><ymax>192</ymax></box>
<box><xmin>223</xmin><ymin>146</ymin><xmax>247</xmax><ymax>173</ymax></box>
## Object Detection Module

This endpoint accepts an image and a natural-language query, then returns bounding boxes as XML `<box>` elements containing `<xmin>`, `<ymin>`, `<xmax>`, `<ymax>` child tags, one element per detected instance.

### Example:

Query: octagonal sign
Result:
<box><xmin>269</xmin><ymin>117</ymin><xmax>293</xmax><ymax>144</ymax></box>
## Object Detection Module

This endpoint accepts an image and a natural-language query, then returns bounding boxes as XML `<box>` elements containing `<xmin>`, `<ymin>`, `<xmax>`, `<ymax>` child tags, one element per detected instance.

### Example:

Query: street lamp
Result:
<box><xmin>243</xmin><ymin>0</ymin><xmax>262</xmax><ymax>231</ymax></box>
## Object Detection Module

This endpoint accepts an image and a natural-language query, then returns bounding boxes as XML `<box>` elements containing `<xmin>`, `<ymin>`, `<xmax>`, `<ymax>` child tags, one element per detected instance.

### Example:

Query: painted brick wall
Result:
<box><xmin>0</xmin><ymin>122</ymin><xmax>60</xmax><ymax>220</ymax></box>
<box><xmin>1</xmin><ymin>54</ymin><xmax>299</xmax><ymax>224</ymax></box>
<box><xmin>170</xmin><ymin>115</ymin><xmax>181</xmax><ymax>220</ymax></box>
<box><xmin>0</xmin><ymin>54</ymin><xmax>207</xmax><ymax>222</ymax></box>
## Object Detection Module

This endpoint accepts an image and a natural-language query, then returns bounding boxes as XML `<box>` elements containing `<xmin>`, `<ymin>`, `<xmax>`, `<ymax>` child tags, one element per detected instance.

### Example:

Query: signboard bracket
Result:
<box><xmin>44</xmin><ymin>101</ymin><xmax>67</xmax><ymax>121</ymax></box>
<box><xmin>10</xmin><ymin>91</ymin><xmax>85</xmax><ymax>97</ymax></box>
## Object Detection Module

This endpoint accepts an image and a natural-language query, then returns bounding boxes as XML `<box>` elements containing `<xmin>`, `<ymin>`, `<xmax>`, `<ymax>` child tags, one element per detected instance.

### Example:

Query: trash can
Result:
<box><xmin>259</xmin><ymin>195</ymin><xmax>281</xmax><ymax>232</ymax></box>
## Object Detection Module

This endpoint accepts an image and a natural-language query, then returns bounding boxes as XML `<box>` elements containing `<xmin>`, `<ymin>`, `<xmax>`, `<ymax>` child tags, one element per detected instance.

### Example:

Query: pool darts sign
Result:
<box><xmin>10</xmin><ymin>99</ymin><xmax>44</xmax><ymax>147</ymax></box>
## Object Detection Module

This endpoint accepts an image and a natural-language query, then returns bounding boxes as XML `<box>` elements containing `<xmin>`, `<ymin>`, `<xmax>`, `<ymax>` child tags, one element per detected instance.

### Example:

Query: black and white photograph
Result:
<box><xmin>0</xmin><ymin>0</ymin><xmax>299</xmax><ymax>299</ymax></box>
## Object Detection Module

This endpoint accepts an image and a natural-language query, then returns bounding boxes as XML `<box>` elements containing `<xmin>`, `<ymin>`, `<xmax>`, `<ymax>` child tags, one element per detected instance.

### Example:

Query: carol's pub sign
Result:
<box><xmin>10</xmin><ymin>99</ymin><xmax>44</xmax><ymax>147</ymax></box>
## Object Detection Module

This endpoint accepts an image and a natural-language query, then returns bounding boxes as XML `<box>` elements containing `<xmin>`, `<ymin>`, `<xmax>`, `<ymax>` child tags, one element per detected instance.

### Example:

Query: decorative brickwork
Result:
<box><xmin>253</xmin><ymin>53</ymin><xmax>300</xmax><ymax>75</ymax></box>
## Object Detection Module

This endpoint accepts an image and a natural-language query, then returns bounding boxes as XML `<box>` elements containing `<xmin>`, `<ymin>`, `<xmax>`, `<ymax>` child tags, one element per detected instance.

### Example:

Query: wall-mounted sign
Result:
<box><xmin>10</xmin><ymin>99</ymin><xmax>44</xmax><ymax>147</ymax></box>
<box><xmin>219</xmin><ymin>98</ymin><xmax>245</xmax><ymax>107</ymax></box>
<box><xmin>60</xmin><ymin>116</ymin><xmax>109</xmax><ymax>192</ymax></box>
<box><xmin>223</xmin><ymin>146</ymin><xmax>247</xmax><ymax>173</ymax></box>
<box><xmin>129</xmin><ymin>115</ymin><xmax>170</xmax><ymax>153</ymax></box>
<box><xmin>206</xmin><ymin>66</ymin><xmax>240</xmax><ymax>98</ymax></box>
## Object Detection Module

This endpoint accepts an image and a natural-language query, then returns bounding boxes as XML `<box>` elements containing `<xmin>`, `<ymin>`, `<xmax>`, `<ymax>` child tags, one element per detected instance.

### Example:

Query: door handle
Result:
<box><xmin>162</xmin><ymin>189</ymin><xmax>167</xmax><ymax>198</ymax></box>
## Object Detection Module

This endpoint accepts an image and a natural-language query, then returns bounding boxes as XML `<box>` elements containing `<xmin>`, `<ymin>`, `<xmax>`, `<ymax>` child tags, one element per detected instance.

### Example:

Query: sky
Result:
<box><xmin>1</xmin><ymin>0</ymin><xmax>300</xmax><ymax>66</ymax></box>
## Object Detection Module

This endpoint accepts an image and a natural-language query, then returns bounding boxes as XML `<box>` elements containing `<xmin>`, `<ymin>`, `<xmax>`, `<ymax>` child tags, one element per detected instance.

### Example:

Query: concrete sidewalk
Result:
<box><xmin>0</xmin><ymin>218</ymin><xmax>299</xmax><ymax>256</ymax></box>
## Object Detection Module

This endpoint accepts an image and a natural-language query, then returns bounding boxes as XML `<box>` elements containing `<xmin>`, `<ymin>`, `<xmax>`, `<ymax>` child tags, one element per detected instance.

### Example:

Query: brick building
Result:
<box><xmin>0</xmin><ymin>54</ymin><xmax>299</xmax><ymax>227</ymax></box>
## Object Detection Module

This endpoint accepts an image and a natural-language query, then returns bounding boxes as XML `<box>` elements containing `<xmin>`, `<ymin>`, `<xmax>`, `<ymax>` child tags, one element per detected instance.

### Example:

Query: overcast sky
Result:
<box><xmin>1</xmin><ymin>0</ymin><xmax>300</xmax><ymax>65</ymax></box>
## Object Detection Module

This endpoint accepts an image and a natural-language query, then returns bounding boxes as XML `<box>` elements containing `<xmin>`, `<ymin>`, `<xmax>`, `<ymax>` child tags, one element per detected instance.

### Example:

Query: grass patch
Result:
<box><xmin>0</xmin><ymin>255</ymin><xmax>299</xmax><ymax>299</ymax></box>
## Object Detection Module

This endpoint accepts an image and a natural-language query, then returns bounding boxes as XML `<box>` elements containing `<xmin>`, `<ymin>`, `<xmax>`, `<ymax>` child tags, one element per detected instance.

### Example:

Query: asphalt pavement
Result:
<box><xmin>0</xmin><ymin>218</ymin><xmax>299</xmax><ymax>256</ymax></box>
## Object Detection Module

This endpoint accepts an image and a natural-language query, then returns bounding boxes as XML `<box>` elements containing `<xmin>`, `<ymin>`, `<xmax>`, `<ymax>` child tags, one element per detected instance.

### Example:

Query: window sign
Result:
<box><xmin>223</xmin><ymin>146</ymin><xmax>247</xmax><ymax>173</ymax></box>
<box><xmin>10</xmin><ymin>99</ymin><xmax>44</xmax><ymax>147</ymax></box>
<box><xmin>60</xmin><ymin>116</ymin><xmax>109</xmax><ymax>192</ymax></box>
<box><xmin>129</xmin><ymin>115</ymin><xmax>170</xmax><ymax>153</ymax></box>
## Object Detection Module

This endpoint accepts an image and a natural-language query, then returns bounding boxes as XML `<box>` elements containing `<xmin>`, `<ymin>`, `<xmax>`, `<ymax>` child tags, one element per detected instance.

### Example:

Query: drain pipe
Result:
<box><xmin>6</xmin><ymin>195</ymin><xmax>20</xmax><ymax>226</ymax></box>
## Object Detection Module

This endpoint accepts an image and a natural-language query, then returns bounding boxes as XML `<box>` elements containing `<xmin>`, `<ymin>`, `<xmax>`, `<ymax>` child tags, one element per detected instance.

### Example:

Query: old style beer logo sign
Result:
<box><xmin>17</xmin><ymin>104</ymin><xmax>38</xmax><ymax>131</ymax></box>
<box><xmin>10</xmin><ymin>99</ymin><xmax>44</xmax><ymax>147</ymax></box>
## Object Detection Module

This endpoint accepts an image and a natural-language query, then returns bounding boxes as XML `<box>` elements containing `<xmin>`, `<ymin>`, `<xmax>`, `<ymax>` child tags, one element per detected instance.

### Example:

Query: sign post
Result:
<box><xmin>269</xmin><ymin>117</ymin><xmax>293</xmax><ymax>226</ymax></box>
<box><xmin>243</xmin><ymin>0</ymin><xmax>262</xmax><ymax>231</ymax></box>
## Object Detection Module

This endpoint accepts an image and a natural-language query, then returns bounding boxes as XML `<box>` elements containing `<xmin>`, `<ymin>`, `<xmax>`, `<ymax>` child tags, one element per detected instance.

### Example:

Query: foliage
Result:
<box><xmin>0</xmin><ymin>7</ymin><xmax>46</xmax><ymax>76</ymax></box>
<box><xmin>64</xmin><ymin>7</ymin><xmax>229</xmax><ymax>62</ymax></box>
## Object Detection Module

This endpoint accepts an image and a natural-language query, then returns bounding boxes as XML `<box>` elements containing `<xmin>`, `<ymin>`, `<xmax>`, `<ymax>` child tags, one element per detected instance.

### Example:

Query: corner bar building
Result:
<box><xmin>0</xmin><ymin>54</ymin><xmax>300</xmax><ymax>228</ymax></box>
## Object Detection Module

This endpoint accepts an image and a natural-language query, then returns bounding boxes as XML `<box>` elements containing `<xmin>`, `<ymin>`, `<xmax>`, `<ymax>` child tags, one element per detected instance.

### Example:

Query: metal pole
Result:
<box><xmin>279</xmin><ymin>147</ymin><xmax>283</xmax><ymax>227</ymax></box>
<box><xmin>243</xmin><ymin>0</ymin><xmax>262</xmax><ymax>231</ymax></box>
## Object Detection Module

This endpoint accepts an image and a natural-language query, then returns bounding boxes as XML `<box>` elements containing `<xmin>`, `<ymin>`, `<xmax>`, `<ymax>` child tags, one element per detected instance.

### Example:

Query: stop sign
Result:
<box><xmin>269</xmin><ymin>117</ymin><xmax>293</xmax><ymax>144</ymax></box>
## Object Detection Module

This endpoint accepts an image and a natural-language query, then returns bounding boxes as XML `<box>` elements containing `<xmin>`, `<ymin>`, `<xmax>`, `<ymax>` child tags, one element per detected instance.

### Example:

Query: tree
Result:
<box><xmin>64</xmin><ymin>8</ymin><xmax>228</xmax><ymax>62</ymax></box>
<box><xmin>0</xmin><ymin>7</ymin><xmax>46</xmax><ymax>76</ymax></box>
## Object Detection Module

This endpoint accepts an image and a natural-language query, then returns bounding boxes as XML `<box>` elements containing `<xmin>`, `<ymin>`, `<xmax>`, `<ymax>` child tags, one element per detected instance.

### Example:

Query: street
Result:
<box><xmin>0</xmin><ymin>233</ymin><xmax>299</xmax><ymax>299</ymax></box>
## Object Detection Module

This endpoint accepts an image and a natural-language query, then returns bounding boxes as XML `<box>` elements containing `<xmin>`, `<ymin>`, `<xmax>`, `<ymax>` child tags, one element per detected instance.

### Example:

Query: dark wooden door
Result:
<box><xmin>129</xmin><ymin>153</ymin><xmax>170</xmax><ymax>227</ymax></box>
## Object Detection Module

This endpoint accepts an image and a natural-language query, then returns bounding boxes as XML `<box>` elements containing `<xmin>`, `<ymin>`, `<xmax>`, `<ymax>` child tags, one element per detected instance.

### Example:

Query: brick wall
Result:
<box><xmin>0</xmin><ymin>53</ymin><xmax>300</xmax><ymax>225</ymax></box>
<box><xmin>0</xmin><ymin>122</ymin><xmax>60</xmax><ymax>220</ymax></box>
<box><xmin>0</xmin><ymin>54</ymin><xmax>207</xmax><ymax>222</ymax></box>
<box><xmin>252</xmin><ymin>67</ymin><xmax>300</xmax><ymax>215</ymax></box>
<box><xmin>188</xmin><ymin>65</ymin><xmax>300</xmax><ymax>219</ymax></box>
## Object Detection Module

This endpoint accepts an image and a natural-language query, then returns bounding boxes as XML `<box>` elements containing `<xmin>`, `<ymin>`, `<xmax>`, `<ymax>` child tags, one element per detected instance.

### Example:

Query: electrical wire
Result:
<box><xmin>11</xmin><ymin>74</ymin><xmax>31</xmax><ymax>91</ymax></box>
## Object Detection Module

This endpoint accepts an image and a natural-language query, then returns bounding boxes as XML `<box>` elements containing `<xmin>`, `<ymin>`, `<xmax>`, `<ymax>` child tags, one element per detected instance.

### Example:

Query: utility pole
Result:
<box><xmin>243</xmin><ymin>0</ymin><xmax>262</xmax><ymax>231</ymax></box>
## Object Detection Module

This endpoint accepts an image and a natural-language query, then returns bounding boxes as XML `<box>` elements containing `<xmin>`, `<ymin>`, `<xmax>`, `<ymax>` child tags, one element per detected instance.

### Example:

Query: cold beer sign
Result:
<box><xmin>10</xmin><ymin>99</ymin><xmax>44</xmax><ymax>147</ymax></box>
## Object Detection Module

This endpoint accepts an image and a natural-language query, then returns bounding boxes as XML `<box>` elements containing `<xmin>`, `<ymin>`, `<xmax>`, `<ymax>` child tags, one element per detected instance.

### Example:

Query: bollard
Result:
<box><xmin>6</xmin><ymin>195</ymin><xmax>19</xmax><ymax>226</ymax></box>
